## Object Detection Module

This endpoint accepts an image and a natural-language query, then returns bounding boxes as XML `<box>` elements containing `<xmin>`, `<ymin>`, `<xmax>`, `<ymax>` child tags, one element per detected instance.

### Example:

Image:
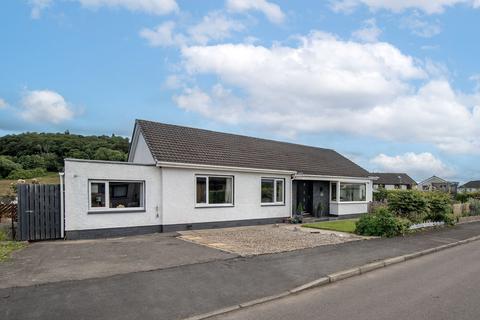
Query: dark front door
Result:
<box><xmin>296</xmin><ymin>181</ymin><xmax>313</xmax><ymax>214</ymax></box>
<box><xmin>312</xmin><ymin>181</ymin><xmax>330</xmax><ymax>217</ymax></box>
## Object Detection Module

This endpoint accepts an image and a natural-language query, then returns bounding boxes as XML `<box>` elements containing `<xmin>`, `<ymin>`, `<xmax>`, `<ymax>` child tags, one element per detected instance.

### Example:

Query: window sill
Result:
<box><xmin>330</xmin><ymin>201</ymin><xmax>368</xmax><ymax>204</ymax></box>
<box><xmin>195</xmin><ymin>204</ymin><xmax>234</xmax><ymax>208</ymax></box>
<box><xmin>88</xmin><ymin>208</ymin><xmax>146</xmax><ymax>214</ymax></box>
<box><xmin>261</xmin><ymin>203</ymin><xmax>285</xmax><ymax>207</ymax></box>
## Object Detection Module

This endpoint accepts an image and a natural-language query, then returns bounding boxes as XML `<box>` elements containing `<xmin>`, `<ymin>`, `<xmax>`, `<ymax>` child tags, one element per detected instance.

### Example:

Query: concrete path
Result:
<box><xmin>212</xmin><ymin>238</ymin><xmax>480</xmax><ymax>320</ymax></box>
<box><xmin>0</xmin><ymin>232</ymin><xmax>235</xmax><ymax>288</ymax></box>
<box><xmin>1</xmin><ymin>222</ymin><xmax>480</xmax><ymax>320</ymax></box>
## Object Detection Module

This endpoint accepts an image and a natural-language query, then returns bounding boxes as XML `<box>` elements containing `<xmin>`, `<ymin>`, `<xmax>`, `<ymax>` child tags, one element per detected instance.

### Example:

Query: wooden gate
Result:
<box><xmin>17</xmin><ymin>184</ymin><xmax>62</xmax><ymax>241</ymax></box>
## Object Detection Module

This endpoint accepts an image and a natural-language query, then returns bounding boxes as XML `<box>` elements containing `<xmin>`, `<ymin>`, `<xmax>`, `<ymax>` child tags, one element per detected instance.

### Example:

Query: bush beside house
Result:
<box><xmin>356</xmin><ymin>190</ymin><xmax>454</xmax><ymax>237</ymax></box>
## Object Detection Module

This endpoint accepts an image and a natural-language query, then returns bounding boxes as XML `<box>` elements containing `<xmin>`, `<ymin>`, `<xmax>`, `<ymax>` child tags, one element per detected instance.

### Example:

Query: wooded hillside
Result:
<box><xmin>0</xmin><ymin>132</ymin><xmax>129</xmax><ymax>179</ymax></box>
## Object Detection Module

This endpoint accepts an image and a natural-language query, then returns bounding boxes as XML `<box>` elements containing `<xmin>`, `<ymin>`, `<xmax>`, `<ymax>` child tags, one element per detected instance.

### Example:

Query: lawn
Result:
<box><xmin>302</xmin><ymin>219</ymin><xmax>359</xmax><ymax>233</ymax></box>
<box><xmin>0</xmin><ymin>172</ymin><xmax>60</xmax><ymax>197</ymax></box>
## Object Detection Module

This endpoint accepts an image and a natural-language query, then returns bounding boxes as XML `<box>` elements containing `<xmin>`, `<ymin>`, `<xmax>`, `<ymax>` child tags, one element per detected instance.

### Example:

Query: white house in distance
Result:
<box><xmin>64</xmin><ymin>120</ymin><xmax>375</xmax><ymax>239</ymax></box>
<box><xmin>371</xmin><ymin>173</ymin><xmax>417</xmax><ymax>190</ymax></box>
<box><xmin>417</xmin><ymin>176</ymin><xmax>459</xmax><ymax>194</ymax></box>
<box><xmin>458</xmin><ymin>180</ymin><xmax>480</xmax><ymax>193</ymax></box>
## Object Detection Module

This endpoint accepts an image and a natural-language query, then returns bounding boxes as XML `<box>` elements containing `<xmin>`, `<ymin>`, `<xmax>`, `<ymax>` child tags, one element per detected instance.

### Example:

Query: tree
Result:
<box><xmin>0</xmin><ymin>156</ymin><xmax>22</xmax><ymax>178</ymax></box>
<box><xmin>17</xmin><ymin>155</ymin><xmax>46</xmax><ymax>170</ymax></box>
<box><xmin>93</xmin><ymin>147</ymin><xmax>126</xmax><ymax>161</ymax></box>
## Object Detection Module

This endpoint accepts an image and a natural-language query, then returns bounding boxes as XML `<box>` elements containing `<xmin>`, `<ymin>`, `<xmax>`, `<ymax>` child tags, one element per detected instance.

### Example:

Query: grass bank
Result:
<box><xmin>0</xmin><ymin>172</ymin><xmax>60</xmax><ymax>197</ymax></box>
<box><xmin>303</xmin><ymin>219</ymin><xmax>358</xmax><ymax>233</ymax></box>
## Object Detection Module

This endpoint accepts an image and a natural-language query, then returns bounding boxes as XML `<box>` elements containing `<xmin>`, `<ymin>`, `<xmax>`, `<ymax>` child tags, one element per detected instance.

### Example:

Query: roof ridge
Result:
<box><xmin>136</xmin><ymin>119</ymin><xmax>335</xmax><ymax>153</ymax></box>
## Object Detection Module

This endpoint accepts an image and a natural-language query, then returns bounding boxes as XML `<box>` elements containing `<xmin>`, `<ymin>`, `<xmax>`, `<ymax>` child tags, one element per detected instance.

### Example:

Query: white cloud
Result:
<box><xmin>174</xmin><ymin>31</ymin><xmax>480</xmax><ymax>154</ymax></box>
<box><xmin>174</xmin><ymin>84</ymin><xmax>246</xmax><ymax>124</ymax></box>
<box><xmin>226</xmin><ymin>0</ymin><xmax>285</xmax><ymax>23</ymax></box>
<box><xmin>140</xmin><ymin>12</ymin><xmax>245</xmax><ymax>47</ymax></box>
<box><xmin>402</xmin><ymin>15</ymin><xmax>442</xmax><ymax>38</ymax></box>
<box><xmin>371</xmin><ymin>152</ymin><xmax>455</xmax><ymax>179</ymax></box>
<box><xmin>188</xmin><ymin>11</ymin><xmax>245</xmax><ymax>45</ymax></box>
<box><xmin>352</xmin><ymin>18</ymin><xmax>382</xmax><ymax>42</ymax></box>
<box><xmin>20</xmin><ymin>90</ymin><xmax>75</xmax><ymax>124</ymax></box>
<box><xmin>0</xmin><ymin>98</ymin><xmax>8</xmax><ymax>109</ymax></box>
<box><xmin>139</xmin><ymin>21</ymin><xmax>186</xmax><ymax>47</ymax></box>
<box><xmin>332</xmin><ymin>0</ymin><xmax>478</xmax><ymax>14</ymax></box>
<box><xmin>78</xmin><ymin>0</ymin><xmax>178</xmax><ymax>15</ymax></box>
<box><xmin>29</xmin><ymin>0</ymin><xmax>52</xmax><ymax>19</ymax></box>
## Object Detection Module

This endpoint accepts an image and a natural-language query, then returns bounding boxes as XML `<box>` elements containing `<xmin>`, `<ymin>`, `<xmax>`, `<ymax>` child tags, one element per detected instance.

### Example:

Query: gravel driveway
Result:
<box><xmin>178</xmin><ymin>224</ymin><xmax>365</xmax><ymax>256</ymax></box>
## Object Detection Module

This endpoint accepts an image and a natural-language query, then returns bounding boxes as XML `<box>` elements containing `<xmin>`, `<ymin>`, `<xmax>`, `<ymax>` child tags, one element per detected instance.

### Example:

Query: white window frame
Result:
<box><xmin>339</xmin><ymin>182</ymin><xmax>367</xmax><ymax>203</ymax></box>
<box><xmin>88</xmin><ymin>180</ymin><xmax>145</xmax><ymax>212</ymax></box>
<box><xmin>261</xmin><ymin>178</ymin><xmax>285</xmax><ymax>206</ymax></box>
<box><xmin>195</xmin><ymin>175</ymin><xmax>234</xmax><ymax>208</ymax></box>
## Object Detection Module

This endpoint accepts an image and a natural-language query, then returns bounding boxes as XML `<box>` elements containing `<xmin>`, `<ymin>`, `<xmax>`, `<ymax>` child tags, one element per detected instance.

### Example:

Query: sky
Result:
<box><xmin>1</xmin><ymin>0</ymin><xmax>480</xmax><ymax>183</ymax></box>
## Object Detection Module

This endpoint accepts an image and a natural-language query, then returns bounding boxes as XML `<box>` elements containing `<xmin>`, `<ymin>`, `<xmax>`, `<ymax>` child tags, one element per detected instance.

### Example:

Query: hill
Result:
<box><xmin>0</xmin><ymin>132</ymin><xmax>129</xmax><ymax>180</ymax></box>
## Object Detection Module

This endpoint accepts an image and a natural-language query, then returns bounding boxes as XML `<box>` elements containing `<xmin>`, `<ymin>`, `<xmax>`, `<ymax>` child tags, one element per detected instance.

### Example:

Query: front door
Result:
<box><xmin>296</xmin><ymin>181</ymin><xmax>313</xmax><ymax>214</ymax></box>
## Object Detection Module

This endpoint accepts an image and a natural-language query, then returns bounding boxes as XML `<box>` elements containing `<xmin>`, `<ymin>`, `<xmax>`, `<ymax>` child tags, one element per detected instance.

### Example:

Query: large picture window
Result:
<box><xmin>89</xmin><ymin>180</ymin><xmax>145</xmax><ymax>212</ymax></box>
<box><xmin>196</xmin><ymin>176</ymin><xmax>234</xmax><ymax>207</ymax></box>
<box><xmin>261</xmin><ymin>178</ymin><xmax>285</xmax><ymax>205</ymax></box>
<box><xmin>340</xmin><ymin>183</ymin><xmax>366</xmax><ymax>202</ymax></box>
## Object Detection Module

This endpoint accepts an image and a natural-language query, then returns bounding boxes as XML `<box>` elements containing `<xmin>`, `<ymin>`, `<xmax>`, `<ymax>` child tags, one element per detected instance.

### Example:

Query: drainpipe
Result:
<box><xmin>290</xmin><ymin>175</ymin><xmax>294</xmax><ymax>217</ymax></box>
<box><xmin>59</xmin><ymin>172</ymin><xmax>65</xmax><ymax>239</ymax></box>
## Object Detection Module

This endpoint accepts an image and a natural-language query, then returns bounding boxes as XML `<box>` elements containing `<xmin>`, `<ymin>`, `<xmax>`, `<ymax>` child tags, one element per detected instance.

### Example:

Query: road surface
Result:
<box><xmin>214</xmin><ymin>239</ymin><xmax>480</xmax><ymax>320</ymax></box>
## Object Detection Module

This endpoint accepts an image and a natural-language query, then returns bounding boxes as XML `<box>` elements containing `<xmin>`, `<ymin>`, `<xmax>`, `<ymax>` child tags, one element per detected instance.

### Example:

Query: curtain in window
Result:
<box><xmin>225</xmin><ymin>177</ymin><xmax>233</xmax><ymax>203</ymax></box>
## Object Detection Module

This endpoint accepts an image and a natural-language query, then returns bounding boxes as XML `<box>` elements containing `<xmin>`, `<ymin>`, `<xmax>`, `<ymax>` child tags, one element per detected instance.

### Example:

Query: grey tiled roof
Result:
<box><xmin>136</xmin><ymin>119</ymin><xmax>371</xmax><ymax>178</ymax></box>
<box><xmin>460</xmin><ymin>180</ymin><xmax>480</xmax><ymax>188</ymax></box>
<box><xmin>371</xmin><ymin>173</ymin><xmax>417</xmax><ymax>185</ymax></box>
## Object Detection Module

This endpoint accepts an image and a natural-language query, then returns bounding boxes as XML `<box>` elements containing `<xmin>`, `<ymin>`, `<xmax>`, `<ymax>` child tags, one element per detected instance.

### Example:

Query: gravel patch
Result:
<box><xmin>178</xmin><ymin>224</ymin><xmax>366</xmax><ymax>256</ymax></box>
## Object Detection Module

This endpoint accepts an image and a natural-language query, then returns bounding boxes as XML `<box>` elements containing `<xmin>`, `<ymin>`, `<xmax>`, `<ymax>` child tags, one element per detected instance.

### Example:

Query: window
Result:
<box><xmin>196</xmin><ymin>176</ymin><xmax>233</xmax><ymax>206</ymax></box>
<box><xmin>340</xmin><ymin>183</ymin><xmax>366</xmax><ymax>202</ymax></box>
<box><xmin>89</xmin><ymin>180</ymin><xmax>144</xmax><ymax>212</ymax></box>
<box><xmin>331</xmin><ymin>182</ymin><xmax>337</xmax><ymax>201</ymax></box>
<box><xmin>261</xmin><ymin>178</ymin><xmax>285</xmax><ymax>205</ymax></box>
<box><xmin>90</xmin><ymin>182</ymin><xmax>106</xmax><ymax>208</ymax></box>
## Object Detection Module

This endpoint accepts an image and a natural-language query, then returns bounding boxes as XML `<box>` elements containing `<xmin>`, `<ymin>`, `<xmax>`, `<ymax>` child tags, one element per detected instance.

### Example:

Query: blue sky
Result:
<box><xmin>1</xmin><ymin>0</ymin><xmax>479</xmax><ymax>183</ymax></box>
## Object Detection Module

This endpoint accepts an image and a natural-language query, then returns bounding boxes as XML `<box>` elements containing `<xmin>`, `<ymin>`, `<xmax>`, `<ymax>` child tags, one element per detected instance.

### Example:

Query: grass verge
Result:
<box><xmin>302</xmin><ymin>219</ymin><xmax>359</xmax><ymax>233</ymax></box>
<box><xmin>0</xmin><ymin>241</ymin><xmax>26</xmax><ymax>262</ymax></box>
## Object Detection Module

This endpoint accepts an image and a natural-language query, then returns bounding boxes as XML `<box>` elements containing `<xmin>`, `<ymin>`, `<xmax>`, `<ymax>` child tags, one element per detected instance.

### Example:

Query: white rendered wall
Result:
<box><xmin>64</xmin><ymin>160</ymin><xmax>162</xmax><ymax>231</ymax></box>
<box><xmin>330</xmin><ymin>202</ymin><xmax>368</xmax><ymax>215</ymax></box>
<box><xmin>161</xmin><ymin>167</ymin><xmax>291</xmax><ymax>226</ymax></box>
<box><xmin>130</xmin><ymin>132</ymin><xmax>155</xmax><ymax>164</ymax></box>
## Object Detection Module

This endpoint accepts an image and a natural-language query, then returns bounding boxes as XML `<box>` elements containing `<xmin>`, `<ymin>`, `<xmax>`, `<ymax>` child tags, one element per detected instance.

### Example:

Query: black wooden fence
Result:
<box><xmin>17</xmin><ymin>184</ymin><xmax>62</xmax><ymax>241</ymax></box>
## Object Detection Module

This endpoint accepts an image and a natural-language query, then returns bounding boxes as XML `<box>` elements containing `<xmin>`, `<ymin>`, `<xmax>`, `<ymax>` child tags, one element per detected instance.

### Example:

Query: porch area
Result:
<box><xmin>292</xmin><ymin>177</ymin><xmax>372</xmax><ymax>217</ymax></box>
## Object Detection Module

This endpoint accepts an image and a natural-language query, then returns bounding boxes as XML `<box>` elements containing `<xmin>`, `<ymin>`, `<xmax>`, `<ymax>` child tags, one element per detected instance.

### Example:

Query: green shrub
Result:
<box><xmin>355</xmin><ymin>207</ymin><xmax>411</xmax><ymax>237</ymax></box>
<box><xmin>469</xmin><ymin>199</ymin><xmax>480</xmax><ymax>216</ymax></box>
<box><xmin>373</xmin><ymin>188</ymin><xmax>388</xmax><ymax>202</ymax></box>
<box><xmin>455</xmin><ymin>192</ymin><xmax>471</xmax><ymax>203</ymax></box>
<box><xmin>423</xmin><ymin>192</ymin><xmax>453</xmax><ymax>223</ymax></box>
<box><xmin>6</xmin><ymin>168</ymin><xmax>47</xmax><ymax>180</ymax></box>
<box><xmin>0</xmin><ymin>156</ymin><xmax>22</xmax><ymax>178</ymax></box>
<box><xmin>387</xmin><ymin>190</ymin><xmax>428</xmax><ymax>223</ymax></box>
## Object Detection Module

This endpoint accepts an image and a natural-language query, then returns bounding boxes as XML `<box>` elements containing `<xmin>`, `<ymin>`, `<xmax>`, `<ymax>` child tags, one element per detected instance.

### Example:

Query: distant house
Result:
<box><xmin>417</xmin><ymin>176</ymin><xmax>458</xmax><ymax>194</ymax></box>
<box><xmin>371</xmin><ymin>173</ymin><xmax>416</xmax><ymax>190</ymax></box>
<box><xmin>458</xmin><ymin>180</ymin><xmax>480</xmax><ymax>193</ymax></box>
